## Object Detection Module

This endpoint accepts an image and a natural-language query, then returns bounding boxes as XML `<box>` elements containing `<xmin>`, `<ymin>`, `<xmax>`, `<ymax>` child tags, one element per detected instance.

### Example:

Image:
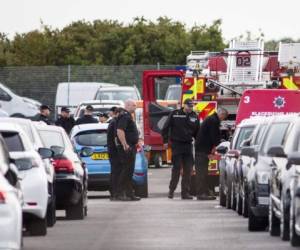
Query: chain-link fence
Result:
<box><xmin>0</xmin><ymin>64</ymin><xmax>179</xmax><ymax>109</ymax></box>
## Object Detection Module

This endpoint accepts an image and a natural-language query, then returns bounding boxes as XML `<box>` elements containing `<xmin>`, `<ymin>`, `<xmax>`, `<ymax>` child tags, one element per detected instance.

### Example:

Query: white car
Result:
<box><xmin>94</xmin><ymin>86</ymin><xmax>141</xmax><ymax>102</ymax></box>
<box><xmin>0</xmin><ymin>83</ymin><xmax>40</xmax><ymax>118</ymax></box>
<box><xmin>0</xmin><ymin>134</ymin><xmax>22</xmax><ymax>250</ymax></box>
<box><xmin>0</xmin><ymin>118</ymin><xmax>56</xmax><ymax>227</ymax></box>
<box><xmin>0</xmin><ymin>123</ymin><xmax>50</xmax><ymax>236</ymax></box>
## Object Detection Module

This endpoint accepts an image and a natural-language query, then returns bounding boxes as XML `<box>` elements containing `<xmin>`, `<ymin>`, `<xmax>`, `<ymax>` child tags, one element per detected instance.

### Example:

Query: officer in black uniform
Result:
<box><xmin>55</xmin><ymin>107</ymin><xmax>75</xmax><ymax>134</ymax></box>
<box><xmin>107</xmin><ymin>107</ymin><xmax>120</xmax><ymax>200</ymax></box>
<box><xmin>116</xmin><ymin>100</ymin><xmax>140</xmax><ymax>201</ymax></box>
<box><xmin>32</xmin><ymin>104</ymin><xmax>53</xmax><ymax>125</ymax></box>
<box><xmin>75</xmin><ymin>105</ymin><xmax>98</xmax><ymax>125</ymax></box>
<box><xmin>162</xmin><ymin>98</ymin><xmax>199</xmax><ymax>200</ymax></box>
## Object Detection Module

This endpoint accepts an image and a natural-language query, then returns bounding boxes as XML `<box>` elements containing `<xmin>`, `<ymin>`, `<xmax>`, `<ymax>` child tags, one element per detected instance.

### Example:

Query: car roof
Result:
<box><xmin>78</xmin><ymin>100</ymin><xmax>124</xmax><ymax>106</ymax></box>
<box><xmin>34</xmin><ymin>122</ymin><xmax>65</xmax><ymax>133</ymax></box>
<box><xmin>0</xmin><ymin>117</ymin><xmax>33</xmax><ymax>125</ymax></box>
<box><xmin>239</xmin><ymin>116</ymin><xmax>271</xmax><ymax>127</ymax></box>
<box><xmin>0</xmin><ymin>122</ymin><xmax>25</xmax><ymax>133</ymax></box>
<box><xmin>71</xmin><ymin>123</ymin><xmax>109</xmax><ymax>137</ymax></box>
<box><xmin>98</xmin><ymin>86</ymin><xmax>135</xmax><ymax>91</ymax></box>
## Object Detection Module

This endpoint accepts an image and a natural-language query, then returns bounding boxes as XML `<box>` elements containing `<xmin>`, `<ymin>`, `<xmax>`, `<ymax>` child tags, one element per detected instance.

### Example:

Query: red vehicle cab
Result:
<box><xmin>236</xmin><ymin>89</ymin><xmax>300</xmax><ymax>125</ymax></box>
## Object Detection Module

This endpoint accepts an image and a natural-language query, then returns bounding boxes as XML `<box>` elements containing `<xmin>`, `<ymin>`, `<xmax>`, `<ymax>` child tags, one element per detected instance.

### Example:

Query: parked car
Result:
<box><xmin>234</xmin><ymin>119</ymin><xmax>269</xmax><ymax>217</ymax></box>
<box><xmin>70</xmin><ymin>123</ymin><xmax>148</xmax><ymax>197</ymax></box>
<box><xmin>0</xmin><ymin>117</ymin><xmax>57</xmax><ymax>227</ymax></box>
<box><xmin>74</xmin><ymin>100</ymin><xmax>124</xmax><ymax>120</ymax></box>
<box><xmin>0</xmin><ymin>134</ymin><xmax>23</xmax><ymax>250</ymax></box>
<box><xmin>94</xmin><ymin>86</ymin><xmax>141</xmax><ymax>102</ymax></box>
<box><xmin>266</xmin><ymin>115</ymin><xmax>300</xmax><ymax>241</ymax></box>
<box><xmin>0</xmin><ymin>123</ymin><xmax>51</xmax><ymax>236</ymax></box>
<box><xmin>55</xmin><ymin>82</ymin><xmax>118</xmax><ymax>117</ymax></box>
<box><xmin>242</xmin><ymin>116</ymin><xmax>292</xmax><ymax>231</ymax></box>
<box><xmin>35</xmin><ymin>124</ymin><xmax>88</xmax><ymax>220</ymax></box>
<box><xmin>0</xmin><ymin>83</ymin><xmax>40</xmax><ymax>118</ymax></box>
<box><xmin>217</xmin><ymin>118</ymin><xmax>257</xmax><ymax>209</ymax></box>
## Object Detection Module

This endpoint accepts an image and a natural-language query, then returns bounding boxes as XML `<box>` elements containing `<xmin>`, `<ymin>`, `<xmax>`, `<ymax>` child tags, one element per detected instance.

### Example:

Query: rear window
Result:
<box><xmin>2</xmin><ymin>132</ymin><xmax>24</xmax><ymax>152</ymax></box>
<box><xmin>234</xmin><ymin>126</ymin><xmax>254</xmax><ymax>150</ymax></box>
<box><xmin>38</xmin><ymin>130</ymin><xmax>65</xmax><ymax>148</ymax></box>
<box><xmin>95</xmin><ymin>90</ymin><xmax>139</xmax><ymax>101</ymax></box>
<box><xmin>79</xmin><ymin>107</ymin><xmax>110</xmax><ymax>118</ymax></box>
<box><xmin>75</xmin><ymin>130</ymin><xmax>107</xmax><ymax>146</ymax></box>
<box><xmin>262</xmin><ymin>123</ymin><xmax>290</xmax><ymax>154</ymax></box>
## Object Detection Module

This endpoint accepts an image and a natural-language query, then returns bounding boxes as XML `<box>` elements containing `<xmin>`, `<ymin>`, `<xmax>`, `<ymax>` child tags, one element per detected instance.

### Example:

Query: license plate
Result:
<box><xmin>91</xmin><ymin>153</ymin><xmax>109</xmax><ymax>160</ymax></box>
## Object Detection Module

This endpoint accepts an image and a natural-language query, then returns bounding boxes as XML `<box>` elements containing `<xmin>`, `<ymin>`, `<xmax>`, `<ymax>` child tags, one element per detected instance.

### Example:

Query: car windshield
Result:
<box><xmin>165</xmin><ymin>86</ymin><xmax>181</xmax><ymax>100</ymax></box>
<box><xmin>38</xmin><ymin>130</ymin><xmax>65</xmax><ymax>148</ymax></box>
<box><xmin>96</xmin><ymin>90</ymin><xmax>138</xmax><ymax>101</ymax></box>
<box><xmin>2</xmin><ymin>132</ymin><xmax>24</xmax><ymax>152</ymax></box>
<box><xmin>235</xmin><ymin>126</ymin><xmax>255</xmax><ymax>150</ymax></box>
<box><xmin>75</xmin><ymin>130</ymin><xmax>107</xmax><ymax>146</ymax></box>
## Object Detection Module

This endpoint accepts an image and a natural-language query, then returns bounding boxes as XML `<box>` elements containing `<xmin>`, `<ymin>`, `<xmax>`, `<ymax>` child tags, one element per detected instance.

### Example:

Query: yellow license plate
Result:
<box><xmin>91</xmin><ymin>153</ymin><xmax>109</xmax><ymax>160</ymax></box>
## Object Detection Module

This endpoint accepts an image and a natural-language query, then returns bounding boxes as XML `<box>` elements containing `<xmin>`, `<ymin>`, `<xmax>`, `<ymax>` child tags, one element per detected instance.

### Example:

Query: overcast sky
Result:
<box><xmin>1</xmin><ymin>0</ymin><xmax>299</xmax><ymax>41</ymax></box>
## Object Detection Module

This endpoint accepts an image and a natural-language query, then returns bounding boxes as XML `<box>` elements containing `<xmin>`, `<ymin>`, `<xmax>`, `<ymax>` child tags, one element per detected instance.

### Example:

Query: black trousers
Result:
<box><xmin>169</xmin><ymin>152</ymin><xmax>194</xmax><ymax>196</ymax></box>
<box><xmin>195</xmin><ymin>152</ymin><xmax>209</xmax><ymax>196</ymax></box>
<box><xmin>117</xmin><ymin>146</ymin><xmax>137</xmax><ymax>196</ymax></box>
<box><xmin>109</xmin><ymin>150</ymin><xmax>121</xmax><ymax>197</ymax></box>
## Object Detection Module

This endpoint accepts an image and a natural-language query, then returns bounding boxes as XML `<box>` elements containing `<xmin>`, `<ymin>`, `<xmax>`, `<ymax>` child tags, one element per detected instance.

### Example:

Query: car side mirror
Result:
<box><xmin>216</xmin><ymin>145</ymin><xmax>228</xmax><ymax>155</ymax></box>
<box><xmin>227</xmin><ymin>149</ymin><xmax>240</xmax><ymax>158</ymax></box>
<box><xmin>240</xmin><ymin>146</ymin><xmax>255</xmax><ymax>158</ymax></box>
<box><xmin>287</xmin><ymin>152</ymin><xmax>300</xmax><ymax>170</ymax></box>
<box><xmin>50</xmin><ymin>145</ymin><xmax>65</xmax><ymax>157</ymax></box>
<box><xmin>80</xmin><ymin>147</ymin><xmax>94</xmax><ymax>157</ymax></box>
<box><xmin>267</xmin><ymin>146</ymin><xmax>286</xmax><ymax>158</ymax></box>
<box><xmin>38</xmin><ymin>147</ymin><xmax>54</xmax><ymax>159</ymax></box>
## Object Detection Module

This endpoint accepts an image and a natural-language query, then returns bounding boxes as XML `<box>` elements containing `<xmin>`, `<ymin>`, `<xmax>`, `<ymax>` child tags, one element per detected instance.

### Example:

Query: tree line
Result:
<box><xmin>0</xmin><ymin>17</ymin><xmax>298</xmax><ymax>67</ymax></box>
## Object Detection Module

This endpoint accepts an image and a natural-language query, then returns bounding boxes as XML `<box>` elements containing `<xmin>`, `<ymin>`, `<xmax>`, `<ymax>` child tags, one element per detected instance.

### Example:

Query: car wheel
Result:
<box><xmin>290</xmin><ymin>196</ymin><xmax>300</xmax><ymax>246</ymax></box>
<box><xmin>236</xmin><ymin>190</ymin><xmax>243</xmax><ymax>215</ymax></box>
<box><xmin>219</xmin><ymin>183</ymin><xmax>226</xmax><ymax>207</ymax></box>
<box><xmin>47</xmin><ymin>195</ymin><xmax>56</xmax><ymax>227</ymax></box>
<box><xmin>280</xmin><ymin>197</ymin><xmax>290</xmax><ymax>241</ymax></box>
<box><xmin>66</xmin><ymin>194</ymin><xmax>84</xmax><ymax>220</ymax></box>
<box><xmin>84</xmin><ymin>206</ymin><xmax>88</xmax><ymax>217</ymax></box>
<box><xmin>269</xmin><ymin>197</ymin><xmax>280</xmax><ymax>236</ymax></box>
<box><xmin>231</xmin><ymin>182</ymin><xmax>237</xmax><ymax>211</ymax></box>
<box><xmin>135</xmin><ymin>178</ymin><xmax>148</xmax><ymax>198</ymax></box>
<box><xmin>248</xmin><ymin>198</ymin><xmax>267</xmax><ymax>231</ymax></box>
<box><xmin>27</xmin><ymin>217</ymin><xmax>47</xmax><ymax>236</ymax></box>
<box><xmin>154</xmin><ymin>153</ymin><xmax>163</xmax><ymax>168</ymax></box>
<box><xmin>242</xmin><ymin>184</ymin><xmax>248</xmax><ymax>218</ymax></box>
<box><xmin>226</xmin><ymin>177</ymin><xmax>232</xmax><ymax>209</ymax></box>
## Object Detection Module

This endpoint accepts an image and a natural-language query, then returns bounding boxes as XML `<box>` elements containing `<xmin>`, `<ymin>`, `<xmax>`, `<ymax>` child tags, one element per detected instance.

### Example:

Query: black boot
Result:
<box><xmin>181</xmin><ymin>193</ymin><xmax>193</xmax><ymax>200</ymax></box>
<box><xmin>168</xmin><ymin>190</ymin><xmax>174</xmax><ymax>199</ymax></box>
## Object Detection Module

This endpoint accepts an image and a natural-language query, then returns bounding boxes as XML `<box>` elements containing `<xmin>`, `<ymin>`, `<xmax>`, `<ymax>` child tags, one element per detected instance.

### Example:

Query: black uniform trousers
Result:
<box><xmin>108</xmin><ymin>149</ymin><xmax>121</xmax><ymax>197</ymax></box>
<box><xmin>169</xmin><ymin>143</ymin><xmax>194</xmax><ymax>196</ymax></box>
<box><xmin>117</xmin><ymin>146</ymin><xmax>137</xmax><ymax>196</ymax></box>
<box><xmin>195</xmin><ymin>152</ymin><xmax>210</xmax><ymax>196</ymax></box>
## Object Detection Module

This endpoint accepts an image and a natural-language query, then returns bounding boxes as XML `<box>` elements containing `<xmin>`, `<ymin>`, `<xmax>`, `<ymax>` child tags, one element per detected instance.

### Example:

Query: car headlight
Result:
<box><xmin>256</xmin><ymin>171</ymin><xmax>270</xmax><ymax>185</ymax></box>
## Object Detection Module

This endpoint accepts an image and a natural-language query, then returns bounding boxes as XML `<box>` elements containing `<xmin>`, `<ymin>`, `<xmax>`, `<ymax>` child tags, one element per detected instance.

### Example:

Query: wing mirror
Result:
<box><xmin>216</xmin><ymin>145</ymin><xmax>228</xmax><ymax>155</ymax></box>
<box><xmin>38</xmin><ymin>148</ymin><xmax>54</xmax><ymax>159</ymax></box>
<box><xmin>240</xmin><ymin>146</ymin><xmax>256</xmax><ymax>158</ymax></box>
<box><xmin>80</xmin><ymin>147</ymin><xmax>94</xmax><ymax>157</ymax></box>
<box><xmin>267</xmin><ymin>146</ymin><xmax>286</xmax><ymax>158</ymax></box>
<box><xmin>227</xmin><ymin>149</ymin><xmax>240</xmax><ymax>158</ymax></box>
<box><xmin>287</xmin><ymin>152</ymin><xmax>300</xmax><ymax>171</ymax></box>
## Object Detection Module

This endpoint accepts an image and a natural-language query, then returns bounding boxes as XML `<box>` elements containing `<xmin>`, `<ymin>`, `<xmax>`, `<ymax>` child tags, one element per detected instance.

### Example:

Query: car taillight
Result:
<box><xmin>0</xmin><ymin>191</ymin><xmax>6</xmax><ymax>204</ymax></box>
<box><xmin>52</xmin><ymin>158</ymin><xmax>74</xmax><ymax>173</ymax></box>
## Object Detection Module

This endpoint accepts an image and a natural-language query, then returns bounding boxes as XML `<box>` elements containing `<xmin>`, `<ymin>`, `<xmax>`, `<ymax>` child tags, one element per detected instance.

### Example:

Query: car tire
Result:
<box><xmin>242</xmin><ymin>184</ymin><xmax>248</xmax><ymax>218</ymax></box>
<box><xmin>248</xmin><ymin>198</ymin><xmax>267</xmax><ymax>231</ymax></box>
<box><xmin>27</xmin><ymin>217</ymin><xmax>47</xmax><ymax>236</ymax></box>
<box><xmin>236</xmin><ymin>190</ymin><xmax>243</xmax><ymax>215</ymax></box>
<box><xmin>154</xmin><ymin>153</ymin><xmax>163</xmax><ymax>168</ymax></box>
<box><xmin>84</xmin><ymin>206</ymin><xmax>88</xmax><ymax>217</ymax></box>
<box><xmin>226</xmin><ymin>177</ymin><xmax>232</xmax><ymax>209</ymax></box>
<box><xmin>290</xmin><ymin>196</ymin><xmax>300</xmax><ymax>246</ymax></box>
<box><xmin>135</xmin><ymin>178</ymin><xmax>148</xmax><ymax>198</ymax></box>
<box><xmin>231</xmin><ymin>182</ymin><xmax>237</xmax><ymax>211</ymax></box>
<box><xmin>219</xmin><ymin>184</ymin><xmax>226</xmax><ymax>207</ymax></box>
<box><xmin>280</xmin><ymin>198</ymin><xmax>290</xmax><ymax>241</ymax></box>
<box><xmin>269</xmin><ymin>197</ymin><xmax>280</xmax><ymax>236</ymax></box>
<box><xmin>66</xmin><ymin>194</ymin><xmax>84</xmax><ymax>220</ymax></box>
<box><xmin>47</xmin><ymin>195</ymin><xmax>56</xmax><ymax>227</ymax></box>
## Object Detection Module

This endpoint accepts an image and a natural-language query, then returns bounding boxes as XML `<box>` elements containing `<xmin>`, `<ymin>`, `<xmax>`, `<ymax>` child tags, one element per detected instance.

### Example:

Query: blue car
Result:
<box><xmin>70</xmin><ymin>123</ymin><xmax>148</xmax><ymax>197</ymax></box>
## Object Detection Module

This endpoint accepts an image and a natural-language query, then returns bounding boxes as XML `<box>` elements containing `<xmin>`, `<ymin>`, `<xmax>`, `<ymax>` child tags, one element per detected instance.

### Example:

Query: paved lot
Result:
<box><xmin>24</xmin><ymin>167</ymin><xmax>294</xmax><ymax>250</ymax></box>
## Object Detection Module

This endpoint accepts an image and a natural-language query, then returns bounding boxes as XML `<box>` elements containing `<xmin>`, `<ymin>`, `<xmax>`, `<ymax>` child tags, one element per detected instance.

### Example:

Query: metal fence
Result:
<box><xmin>0</xmin><ymin>64</ymin><xmax>178</xmax><ymax>109</ymax></box>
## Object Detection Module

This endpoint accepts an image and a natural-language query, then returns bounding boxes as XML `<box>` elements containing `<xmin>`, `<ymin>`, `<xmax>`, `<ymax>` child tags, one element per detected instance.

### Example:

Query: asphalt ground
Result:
<box><xmin>24</xmin><ymin>167</ymin><xmax>294</xmax><ymax>250</ymax></box>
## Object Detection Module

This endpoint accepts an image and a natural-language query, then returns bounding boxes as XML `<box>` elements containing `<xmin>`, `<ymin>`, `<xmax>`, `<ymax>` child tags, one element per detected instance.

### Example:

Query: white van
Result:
<box><xmin>55</xmin><ymin>82</ymin><xmax>118</xmax><ymax>116</ymax></box>
<box><xmin>0</xmin><ymin>83</ymin><xmax>41</xmax><ymax>118</ymax></box>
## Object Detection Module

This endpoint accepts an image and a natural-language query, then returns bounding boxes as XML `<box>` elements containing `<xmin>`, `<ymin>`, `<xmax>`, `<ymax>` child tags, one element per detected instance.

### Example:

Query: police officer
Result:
<box><xmin>98</xmin><ymin>113</ymin><xmax>109</xmax><ymax>123</ymax></box>
<box><xmin>75</xmin><ymin>105</ymin><xmax>98</xmax><ymax>125</ymax></box>
<box><xmin>195</xmin><ymin>108</ymin><xmax>228</xmax><ymax>200</ymax></box>
<box><xmin>55</xmin><ymin>107</ymin><xmax>75</xmax><ymax>134</ymax></box>
<box><xmin>107</xmin><ymin>107</ymin><xmax>120</xmax><ymax>200</ymax></box>
<box><xmin>162</xmin><ymin>98</ymin><xmax>199</xmax><ymax>200</ymax></box>
<box><xmin>33</xmin><ymin>104</ymin><xmax>53</xmax><ymax>125</ymax></box>
<box><xmin>116</xmin><ymin>99</ymin><xmax>140</xmax><ymax>201</ymax></box>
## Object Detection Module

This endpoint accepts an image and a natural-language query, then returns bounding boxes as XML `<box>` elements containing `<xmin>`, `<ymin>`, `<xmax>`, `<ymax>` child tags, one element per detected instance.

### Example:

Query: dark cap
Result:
<box><xmin>61</xmin><ymin>107</ymin><xmax>70</xmax><ymax>113</ymax></box>
<box><xmin>85</xmin><ymin>105</ymin><xmax>94</xmax><ymax>111</ymax></box>
<box><xmin>183</xmin><ymin>98</ymin><xmax>194</xmax><ymax>107</ymax></box>
<box><xmin>98</xmin><ymin>112</ymin><xmax>109</xmax><ymax>118</ymax></box>
<box><xmin>110</xmin><ymin>106</ymin><xmax>118</xmax><ymax>112</ymax></box>
<box><xmin>40</xmin><ymin>104</ymin><xmax>51</xmax><ymax>111</ymax></box>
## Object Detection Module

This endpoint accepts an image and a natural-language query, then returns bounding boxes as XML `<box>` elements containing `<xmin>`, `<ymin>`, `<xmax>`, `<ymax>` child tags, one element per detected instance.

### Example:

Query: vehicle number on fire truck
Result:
<box><xmin>244</xmin><ymin>96</ymin><xmax>250</xmax><ymax>104</ymax></box>
<box><xmin>236</xmin><ymin>56</ymin><xmax>251</xmax><ymax>67</ymax></box>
